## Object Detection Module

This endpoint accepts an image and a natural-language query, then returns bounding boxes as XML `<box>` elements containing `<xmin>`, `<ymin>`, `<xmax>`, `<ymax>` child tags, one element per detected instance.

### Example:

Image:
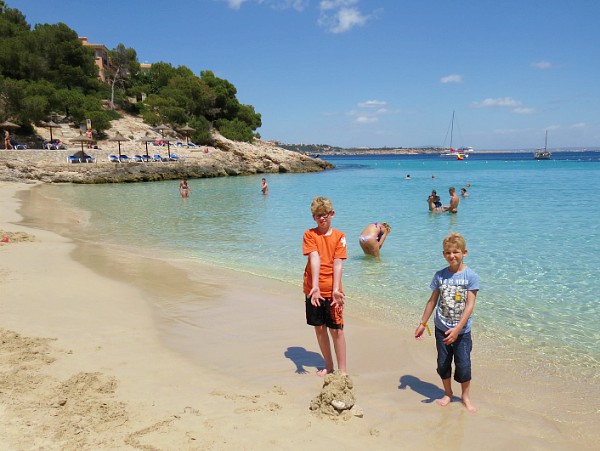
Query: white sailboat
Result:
<box><xmin>534</xmin><ymin>130</ymin><xmax>552</xmax><ymax>160</ymax></box>
<box><xmin>440</xmin><ymin>111</ymin><xmax>469</xmax><ymax>160</ymax></box>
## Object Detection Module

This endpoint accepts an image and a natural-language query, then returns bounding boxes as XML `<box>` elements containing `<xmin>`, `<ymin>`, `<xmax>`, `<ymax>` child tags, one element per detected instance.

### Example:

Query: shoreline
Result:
<box><xmin>1</xmin><ymin>182</ymin><xmax>598</xmax><ymax>449</ymax></box>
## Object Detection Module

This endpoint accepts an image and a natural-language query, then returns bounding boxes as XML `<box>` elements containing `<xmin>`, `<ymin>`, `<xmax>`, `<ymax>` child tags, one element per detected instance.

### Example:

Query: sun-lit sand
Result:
<box><xmin>0</xmin><ymin>181</ymin><xmax>597</xmax><ymax>450</ymax></box>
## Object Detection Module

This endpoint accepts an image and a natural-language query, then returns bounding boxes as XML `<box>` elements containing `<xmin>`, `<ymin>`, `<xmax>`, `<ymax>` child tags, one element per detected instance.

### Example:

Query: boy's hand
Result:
<box><xmin>309</xmin><ymin>287</ymin><xmax>324</xmax><ymax>306</ymax></box>
<box><xmin>331</xmin><ymin>290</ymin><xmax>345</xmax><ymax>307</ymax></box>
<box><xmin>414</xmin><ymin>324</ymin><xmax>425</xmax><ymax>339</ymax></box>
<box><xmin>443</xmin><ymin>327</ymin><xmax>459</xmax><ymax>344</ymax></box>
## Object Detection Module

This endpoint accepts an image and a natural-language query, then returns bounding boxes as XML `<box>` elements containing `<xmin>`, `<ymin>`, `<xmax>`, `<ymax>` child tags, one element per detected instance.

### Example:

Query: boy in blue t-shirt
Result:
<box><xmin>415</xmin><ymin>232</ymin><xmax>479</xmax><ymax>412</ymax></box>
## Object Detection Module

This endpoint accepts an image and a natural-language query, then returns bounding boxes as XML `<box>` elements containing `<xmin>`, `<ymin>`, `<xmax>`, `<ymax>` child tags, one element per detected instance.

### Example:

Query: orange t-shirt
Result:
<box><xmin>302</xmin><ymin>228</ymin><xmax>347</xmax><ymax>296</ymax></box>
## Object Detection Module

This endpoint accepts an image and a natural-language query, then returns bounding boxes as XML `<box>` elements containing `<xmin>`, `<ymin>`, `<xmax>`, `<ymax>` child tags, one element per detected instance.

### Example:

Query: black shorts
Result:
<box><xmin>305</xmin><ymin>296</ymin><xmax>344</xmax><ymax>329</ymax></box>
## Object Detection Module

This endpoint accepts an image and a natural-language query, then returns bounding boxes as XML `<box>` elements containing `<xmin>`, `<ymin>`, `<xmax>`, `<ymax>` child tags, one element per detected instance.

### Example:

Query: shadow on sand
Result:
<box><xmin>398</xmin><ymin>375</ymin><xmax>460</xmax><ymax>404</ymax></box>
<box><xmin>284</xmin><ymin>346</ymin><xmax>325</xmax><ymax>374</ymax></box>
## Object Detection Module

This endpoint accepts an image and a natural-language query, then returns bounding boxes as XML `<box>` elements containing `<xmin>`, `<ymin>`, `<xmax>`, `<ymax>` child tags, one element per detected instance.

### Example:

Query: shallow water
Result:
<box><xmin>40</xmin><ymin>151</ymin><xmax>600</xmax><ymax>383</ymax></box>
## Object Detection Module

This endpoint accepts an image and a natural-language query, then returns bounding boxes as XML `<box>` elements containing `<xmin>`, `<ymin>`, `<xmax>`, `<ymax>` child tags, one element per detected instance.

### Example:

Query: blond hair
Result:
<box><xmin>382</xmin><ymin>222</ymin><xmax>392</xmax><ymax>232</ymax></box>
<box><xmin>311</xmin><ymin>196</ymin><xmax>333</xmax><ymax>216</ymax></box>
<box><xmin>443</xmin><ymin>232</ymin><xmax>466</xmax><ymax>251</ymax></box>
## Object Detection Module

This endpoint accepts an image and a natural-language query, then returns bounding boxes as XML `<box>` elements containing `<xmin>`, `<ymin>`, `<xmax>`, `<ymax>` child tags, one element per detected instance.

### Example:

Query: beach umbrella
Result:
<box><xmin>1</xmin><ymin>121</ymin><xmax>20</xmax><ymax>149</ymax></box>
<box><xmin>155</xmin><ymin>123</ymin><xmax>173</xmax><ymax>138</ymax></box>
<box><xmin>137</xmin><ymin>136</ymin><xmax>156</xmax><ymax>158</ymax></box>
<box><xmin>178</xmin><ymin>124</ymin><xmax>195</xmax><ymax>143</ymax></box>
<box><xmin>108</xmin><ymin>132</ymin><xmax>128</xmax><ymax>157</ymax></box>
<box><xmin>70</xmin><ymin>135</ymin><xmax>94</xmax><ymax>151</ymax></box>
<box><xmin>162</xmin><ymin>137</ymin><xmax>173</xmax><ymax>159</ymax></box>
<box><xmin>44</xmin><ymin>120</ymin><xmax>61</xmax><ymax>142</ymax></box>
<box><xmin>0</xmin><ymin>120</ymin><xmax>20</xmax><ymax>129</ymax></box>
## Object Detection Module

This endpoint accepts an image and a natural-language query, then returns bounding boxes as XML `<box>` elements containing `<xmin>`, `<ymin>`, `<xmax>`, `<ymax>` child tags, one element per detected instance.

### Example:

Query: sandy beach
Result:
<box><xmin>1</xmin><ymin>182</ymin><xmax>597</xmax><ymax>450</ymax></box>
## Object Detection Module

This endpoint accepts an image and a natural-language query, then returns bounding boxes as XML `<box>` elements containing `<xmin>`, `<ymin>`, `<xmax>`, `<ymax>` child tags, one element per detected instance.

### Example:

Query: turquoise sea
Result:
<box><xmin>40</xmin><ymin>151</ymin><xmax>600</xmax><ymax>384</ymax></box>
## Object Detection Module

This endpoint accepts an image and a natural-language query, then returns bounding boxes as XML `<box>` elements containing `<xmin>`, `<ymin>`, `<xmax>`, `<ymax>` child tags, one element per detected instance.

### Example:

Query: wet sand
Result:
<box><xmin>0</xmin><ymin>181</ymin><xmax>597</xmax><ymax>450</ymax></box>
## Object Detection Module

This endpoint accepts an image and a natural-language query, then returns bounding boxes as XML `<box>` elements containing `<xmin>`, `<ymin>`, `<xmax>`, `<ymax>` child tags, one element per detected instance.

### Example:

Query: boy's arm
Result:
<box><xmin>442</xmin><ymin>289</ymin><xmax>478</xmax><ymax>344</ymax></box>
<box><xmin>415</xmin><ymin>290</ymin><xmax>438</xmax><ymax>339</ymax></box>
<box><xmin>331</xmin><ymin>258</ymin><xmax>345</xmax><ymax>306</ymax></box>
<box><xmin>308</xmin><ymin>251</ymin><xmax>323</xmax><ymax>306</ymax></box>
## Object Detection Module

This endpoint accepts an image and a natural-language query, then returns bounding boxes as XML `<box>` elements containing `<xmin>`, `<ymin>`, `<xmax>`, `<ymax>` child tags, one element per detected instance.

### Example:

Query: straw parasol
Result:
<box><xmin>178</xmin><ymin>124</ymin><xmax>195</xmax><ymax>143</ymax></box>
<box><xmin>0</xmin><ymin>120</ymin><xmax>20</xmax><ymax>129</ymax></box>
<box><xmin>155</xmin><ymin>123</ymin><xmax>173</xmax><ymax>136</ymax></box>
<box><xmin>108</xmin><ymin>132</ymin><xmax>128</xmax><ymax>157</ymax></box>
<box><xmin>44</xmin><ymin>120</ymin><xmax>61</xmax><ymax>142</ymax></box>
<box><xmin>1</xmin><ymin>121</ymin><xmax>20</xmax><ymax>149</ymax></box>
<box><xmin>137</xmin><ymin>136</ymin><xmax>156</xmax><ymax>158</ymax></box>
<box><xmin>70</xmin><ymin>135</ymin><xmax>94</xmax><ymax>151</ymax></box>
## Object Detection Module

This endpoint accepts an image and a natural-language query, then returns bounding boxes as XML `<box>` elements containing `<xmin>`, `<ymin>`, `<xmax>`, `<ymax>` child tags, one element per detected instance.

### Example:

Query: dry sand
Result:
<box><xmin>0</xmin><ymin>181</ymin><xmax>597</xmax><ymax>450</ymax></box>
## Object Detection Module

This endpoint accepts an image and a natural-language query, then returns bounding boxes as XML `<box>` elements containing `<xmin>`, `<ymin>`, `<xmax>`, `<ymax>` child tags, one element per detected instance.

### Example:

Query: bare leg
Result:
<box><xmin>461</xmin><ymin>381</ymin><xmax>477</xmax><ymax>412</ymax></box>
<box><xmin>314</xmin><ymin>326</ymin><xmax>334</xmax><ymax>376</ymax></box>
<box><xmin>329</xmin><ymin>328</ymin><xmax>347</xmax><ymax>374</ymax></box>
<box><xmin>436</xmin><ymin>378</ymin><xmax>453</xmax><ymax>407</ymax></box>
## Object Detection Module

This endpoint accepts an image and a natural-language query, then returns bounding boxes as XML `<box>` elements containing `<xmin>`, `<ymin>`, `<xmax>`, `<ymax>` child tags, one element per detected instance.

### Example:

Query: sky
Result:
<box><xmin>6</xmin><ymin>0</ymin><xmax>600</xmax><ymax>150</ymax></box>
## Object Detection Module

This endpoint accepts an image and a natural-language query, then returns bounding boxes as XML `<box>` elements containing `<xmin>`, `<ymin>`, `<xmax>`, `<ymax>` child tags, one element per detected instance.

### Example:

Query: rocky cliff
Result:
<box><xmin>0</xmin><ymin>131</ymin><xmax>333</xmax><ymax>184</ymax></box>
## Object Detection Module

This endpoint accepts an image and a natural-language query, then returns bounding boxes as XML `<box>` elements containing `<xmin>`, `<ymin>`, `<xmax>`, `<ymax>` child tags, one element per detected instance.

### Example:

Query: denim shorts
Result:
<box><xmin>435</xmin><ymin>327</ymin><xmax>472</xmax><ymax>383</ymax></box>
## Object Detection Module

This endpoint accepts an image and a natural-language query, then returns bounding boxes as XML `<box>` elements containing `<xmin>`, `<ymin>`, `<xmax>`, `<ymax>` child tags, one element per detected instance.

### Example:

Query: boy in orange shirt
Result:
<box><xmin>302</xmin><ymin>196</ymin><xmax>347</xmax><ymax>376</ymax></box>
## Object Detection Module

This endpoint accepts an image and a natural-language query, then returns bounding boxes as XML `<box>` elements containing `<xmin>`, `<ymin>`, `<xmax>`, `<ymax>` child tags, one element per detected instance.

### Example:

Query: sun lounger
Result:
<box><xmin>119</xmin><ymin>155</ymin><xmax>132</xmax><ymax>163</ymax></box>
<box><xmin>82</xmin><ymin>155</ymin><xmax>96</xmax><ymax>163</ymax></box>
<box><xmin>133</xmin><ymin>155</ymin><xmax>144</xmax><ymax>162</ymax></box>
<box><xmin>108</xmin><ymin>155</ymin><xmax>120</xmax><ymax>163</ymax></box>
<box><xmin>169</xmin><ymin>154</ymin><xmax>183</xmax><ymax>161</ymax></box>
<box><xmin>153</xmin><ymin>154</ymin><xmax>165</xmax><ymax>162</ymax></box>
<box><xmin>141</xmin><ymin>155</ymin><xmax>153</xmax><ymax>162</ymax></box>
<box><xmin>187</xmin><ymin>142</ymin><xmax>197</xmax><ymax>147</ymax></box>
<box><xmin>67</xmin><ymin>156</ymin><xmax>81</xmax><ymax>163</ymax></box>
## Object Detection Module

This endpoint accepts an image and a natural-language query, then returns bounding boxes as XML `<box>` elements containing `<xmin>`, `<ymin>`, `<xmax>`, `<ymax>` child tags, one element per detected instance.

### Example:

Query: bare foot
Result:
<box><xmin>462</xmin><ymin>396</ymin><xmax>477</xmax><ymax>412</ymax></box>
<box><xmin>316</xmin><ymin>369</ymin><xmax>331</xmax><ymax>377</ymax></box>
<box><xmin>436</xmin><ymin>395</ymin><xmax>453</xmax><ymax>407</ymax></box>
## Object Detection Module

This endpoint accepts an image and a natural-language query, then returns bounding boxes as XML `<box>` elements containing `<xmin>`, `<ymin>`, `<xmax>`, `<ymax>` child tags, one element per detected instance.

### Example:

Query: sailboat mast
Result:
<box><xmin>544</xmin><ymin>130</ymin><xmax>548</xmax><ymax>151</ymax></box>
<box><xmin>450</xmin><ymin>110</ymin><xmax>455</xmax><ymax>149</ymax></box>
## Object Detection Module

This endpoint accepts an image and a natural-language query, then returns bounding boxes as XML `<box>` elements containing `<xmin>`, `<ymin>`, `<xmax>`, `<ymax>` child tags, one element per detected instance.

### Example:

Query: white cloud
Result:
<box><xmin>358</xmin><ymin>100</ymin><xmax>386</xmax><ymax>108</ymax></box>
<box><xmin>224</xmin><ymin>0</ymin><xmax>308</xmax><ymax>11</ymax></box>
<box><xmin>570</xmin><ymin>122</ymin><xmax>586</xmax><ymax>129</ymax></box>
<box><xmin>471</xmin><ymin>97</ymin><xmax>522</xmax><ymax>108</ymax></box>
<box><xmin>318</xmin><ymin>0</ymin><xmax>369</xmax><ymax>33</ymax></box>
<box><xmin>320</xmin><ymin>0</ymin><xmax>359</xmax><ymax>10</ymax></box>
<box><xmin>355</xmin><ymin>116</ymin><xmax>378</xmax><ymax>124</ymax></box>
<box><xmin>531</xmin><ymin>60</ymin><xmax>552</xmax><ymax>69</ymax></box>
<box><xmin>513</xmin><ymin>107</ymin><xmax>536</xmax><ymax>114</ymax></box>
<box><xmin>440</xmin><ymin>74</ymin><xmax>463</xmax><ymax>84</ymax></box>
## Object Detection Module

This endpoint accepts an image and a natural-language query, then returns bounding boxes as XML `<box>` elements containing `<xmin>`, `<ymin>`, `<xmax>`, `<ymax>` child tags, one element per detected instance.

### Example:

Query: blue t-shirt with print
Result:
<box><xmin>430</xmin><ymin>266</ymin><xmax>480</xmax><ymax>334</ymax></box>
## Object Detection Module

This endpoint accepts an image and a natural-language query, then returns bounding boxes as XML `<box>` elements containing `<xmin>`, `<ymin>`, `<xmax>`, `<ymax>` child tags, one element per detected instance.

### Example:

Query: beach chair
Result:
<box><xmin>67</xmin><ymin>156</ymin><xmax>81</xmax><ymax>163</ymax></box>
<box><xmin>108</xmin><ymin>155</ymin><xmax>120</xmax><ymax>163</ymax></box>
<box><xmin>141</xmin><ymin>155</ymin><xmax>153</xmax><ymax>163</ymax></box>
<box><xmin>153</xmin><ymin>154</ymin><xmax>165</xmax><ymax>162</ymax></box>
<box><xmin>169</xmin><ymin>153</ymin><xmax>183</xmax><ymax>161</ymax></box>
<box><xmin>82</xmin><ymin>155</ymin><xmax>96</xmax><ymax>163</ymax></box>
<box><xmin>187</xmin><ymin>142</ymin><xmax>198</xmax><ymax>147</ymax></box>
<box><xmin>133</xmin><ymin>155</ymin><xmax>144</xmax><ymax>162</ymax></box>
<box><xmin>119</xmin><ymin>155</ymin><xmax>132</xmax><ymax>163</ymax></box>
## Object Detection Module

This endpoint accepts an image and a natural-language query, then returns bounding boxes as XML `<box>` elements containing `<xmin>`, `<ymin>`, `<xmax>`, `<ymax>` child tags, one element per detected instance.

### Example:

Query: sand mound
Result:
<box><xmin>309</xmin><ymin>372</ymin><xmax>363</xmax><ymax>420</ymax></box>
<box><xmin>0</xmin><ymin>230</ymin><xmax>36</xmax><ymax>244</ymax></box>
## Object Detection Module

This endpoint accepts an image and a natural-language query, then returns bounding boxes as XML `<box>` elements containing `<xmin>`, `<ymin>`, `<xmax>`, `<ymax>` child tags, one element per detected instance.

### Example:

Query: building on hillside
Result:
<box><xmin>80</xmin><ymin>37</ymin><xmax>110</xmax><ymax>81</ymax></box>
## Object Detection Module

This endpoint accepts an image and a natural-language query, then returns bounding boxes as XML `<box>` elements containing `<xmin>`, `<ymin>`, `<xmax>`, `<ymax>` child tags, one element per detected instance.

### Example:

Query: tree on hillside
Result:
<box><xmin>106</xmin><ymin>43</ymin><xmax>140</xmax><ymax>109</ymax></box>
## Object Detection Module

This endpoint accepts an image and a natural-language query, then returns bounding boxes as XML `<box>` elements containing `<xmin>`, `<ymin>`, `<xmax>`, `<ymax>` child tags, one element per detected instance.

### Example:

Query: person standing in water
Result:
<box><xmin>179</xmin><ymin>178</ymin><xmax>191</xmax><ymax>197</ymax></box>
<box><xmin>358</xmin><ymin>222</ymin><xmax>391</xmax><ymax>258</ymax></box>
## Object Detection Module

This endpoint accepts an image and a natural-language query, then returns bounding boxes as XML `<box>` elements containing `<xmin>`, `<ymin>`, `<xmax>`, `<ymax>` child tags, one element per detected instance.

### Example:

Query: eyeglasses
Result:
<box><xmin>314</xmin><ymin>211</ymin><xmax>332</xmax><ymax>219</ymax></box>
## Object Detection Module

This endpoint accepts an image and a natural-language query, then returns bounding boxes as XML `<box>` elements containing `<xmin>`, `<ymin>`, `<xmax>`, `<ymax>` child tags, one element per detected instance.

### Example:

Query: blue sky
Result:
<box><xmin>7</xmin><ymin>0</ymin><xmax>600</xmax><ymax>149</ymax></box>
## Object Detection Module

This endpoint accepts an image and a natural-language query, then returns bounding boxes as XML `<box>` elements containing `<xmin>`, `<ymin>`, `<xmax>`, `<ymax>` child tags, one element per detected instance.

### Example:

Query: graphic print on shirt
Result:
<box><xmin>439</xmin><ymin>282</ymin><xmax>467</xmax><ymax>325</ymax></box>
